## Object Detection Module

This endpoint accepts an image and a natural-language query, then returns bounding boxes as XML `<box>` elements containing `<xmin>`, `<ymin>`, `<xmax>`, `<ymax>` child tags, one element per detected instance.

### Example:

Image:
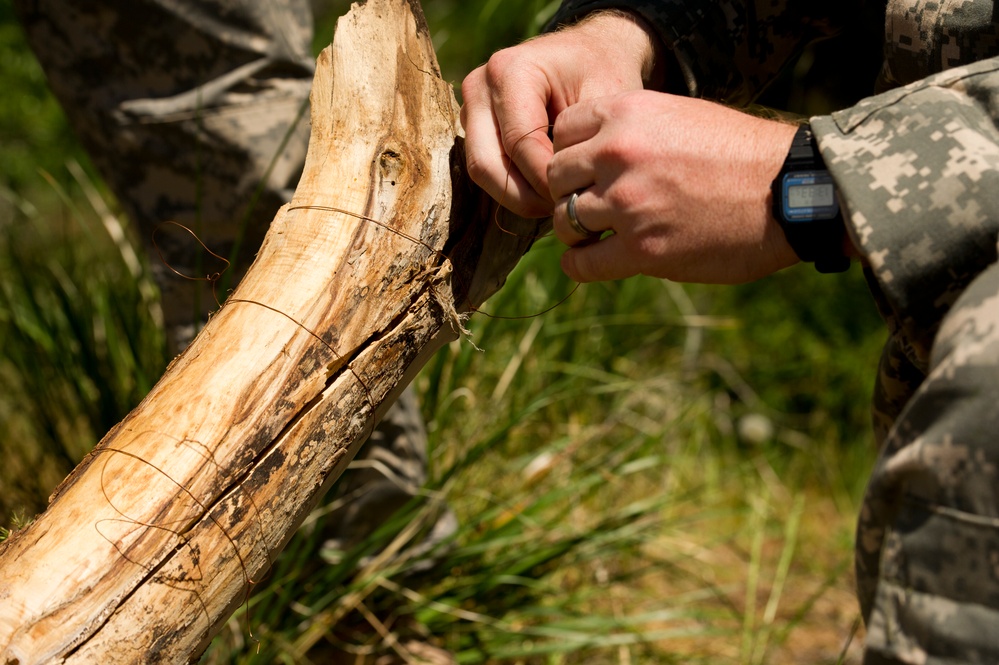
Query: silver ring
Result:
<box><xmin>566</xmin><ymin>192</ymin><xmax>600</xmax><ymax>239</ymax></box>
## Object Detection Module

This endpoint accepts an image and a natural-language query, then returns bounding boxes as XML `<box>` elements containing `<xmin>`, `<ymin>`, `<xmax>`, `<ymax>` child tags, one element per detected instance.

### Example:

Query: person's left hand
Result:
<box><xmin>548</xmin><ymin>90</ymin><xmax>802</xmax><ymax>284</ymax></box>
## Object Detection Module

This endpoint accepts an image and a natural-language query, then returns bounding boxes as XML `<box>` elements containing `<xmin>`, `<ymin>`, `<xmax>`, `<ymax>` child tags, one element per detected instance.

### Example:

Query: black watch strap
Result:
<box><xmin>773</xmin><ymin>125</ymin><xmax>850</xmax><ymax>274</ymax></box>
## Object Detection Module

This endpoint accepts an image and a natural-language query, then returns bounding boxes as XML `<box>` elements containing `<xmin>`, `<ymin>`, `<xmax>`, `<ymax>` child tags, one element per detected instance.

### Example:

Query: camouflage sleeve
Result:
<box><xmin>812</xmin><ymin>57</ymin><xmax>999</xmax><ymax>390</ymax></box>
<box><xmin>812</xmin><ymin>59</ymin><xmax>999</xmax><ymax>662</ymax></box>
<box><xmin>546</xmin><ymin>0</ymin><xmax>861</xmax><ymax>104</ymax></box>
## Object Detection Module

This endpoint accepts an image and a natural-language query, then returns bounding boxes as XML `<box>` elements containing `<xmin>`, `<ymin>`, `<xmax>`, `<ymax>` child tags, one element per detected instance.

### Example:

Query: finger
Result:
<box><xmin>551</xmin><ymin>99</ymin><xmax>603</xmax><ymax>153</ymax></box>
<box><xmin>491</xmin><ymin>86</ymin><xmax>555</xmax><ymax>205</ymax></box>
<box><xmin>478</xmin><ymin>49</ymin><xmax>558</xmax><ymax>202</ymax></box>
<box><xmin>461</xmin><ymin>68</ymin><xmax>553</xmax><ymax>218</ymax></box>
<box><xmin>560</xmin><ymin>233</ymin><xmax>639</xmax><ymax>283</ymax></box>
<box><xmin>547</xmin><ymin>141</ymin><xmax>597</xmax><ymax>201</ymax></box>
<box><xmin>552</xmin><ymin>189</ymin><xmax>612</xmax><ymax>247</ymax></box>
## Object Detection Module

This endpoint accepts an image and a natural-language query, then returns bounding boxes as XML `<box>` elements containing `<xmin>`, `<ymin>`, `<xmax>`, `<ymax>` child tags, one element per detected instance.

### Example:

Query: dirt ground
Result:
<box><xmin>635</xmin><ymin>494</ymin><xmax>865</xmax><ymax>664</ymax></box>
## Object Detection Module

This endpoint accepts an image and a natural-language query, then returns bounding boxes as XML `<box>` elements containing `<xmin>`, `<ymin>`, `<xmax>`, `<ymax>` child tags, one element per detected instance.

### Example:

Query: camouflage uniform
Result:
<box><xmin>13</xmin><ymin>0</ymin><xmax>433</xmax><ymax>554</ymax></box>
<box><xmin>548</xmin><ymin>1</ymin><xmax>999</xmax><ymax>662</ymax></box>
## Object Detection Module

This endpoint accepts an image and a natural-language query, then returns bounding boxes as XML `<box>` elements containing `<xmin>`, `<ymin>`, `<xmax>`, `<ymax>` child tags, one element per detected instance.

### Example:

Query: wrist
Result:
<box><xmin>569</xmin><ymin>10</ymin><xmax>663</xmax><ymax>89</ymax></box>
<box><xmin>771</xmin><ymin>123</ymin><xmax>852</xmax><ymax>273</ymax></box>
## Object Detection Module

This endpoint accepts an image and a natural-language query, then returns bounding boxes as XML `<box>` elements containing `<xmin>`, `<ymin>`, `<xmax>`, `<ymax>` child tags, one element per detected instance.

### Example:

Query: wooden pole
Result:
<box><xmin>0</xmin><ymin>0</ymin><xmax>545</xmax><ymax>661</ymax></box>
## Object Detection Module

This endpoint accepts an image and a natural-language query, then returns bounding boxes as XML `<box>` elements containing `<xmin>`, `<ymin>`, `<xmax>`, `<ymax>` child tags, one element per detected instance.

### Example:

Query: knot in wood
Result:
<box><xmin>379</xmin><ymin>148</ymin><xmax>405</xmax><ymax>184</ymax></box>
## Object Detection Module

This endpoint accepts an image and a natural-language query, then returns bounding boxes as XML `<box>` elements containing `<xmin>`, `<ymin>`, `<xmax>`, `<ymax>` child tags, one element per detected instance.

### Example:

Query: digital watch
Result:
<box><xmin>771</xmin><ymin>124</ymin><xmax>850</xmax><ymax>273</ymax></box>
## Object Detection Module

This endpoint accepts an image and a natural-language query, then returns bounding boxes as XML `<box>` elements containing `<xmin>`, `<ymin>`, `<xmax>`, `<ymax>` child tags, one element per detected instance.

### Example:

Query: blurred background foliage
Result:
<box><xmin>0</xmin><ymin>0</ymin><xmax>885</xmax><ymax>662</ymax></box>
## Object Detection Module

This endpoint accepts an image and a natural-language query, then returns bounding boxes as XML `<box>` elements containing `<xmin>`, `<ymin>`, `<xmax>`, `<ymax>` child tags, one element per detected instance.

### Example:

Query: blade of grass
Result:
<box><xmin>750</xmin><ymin>494</ymin><xmax>805</xmax><ymax>665</ymax></box>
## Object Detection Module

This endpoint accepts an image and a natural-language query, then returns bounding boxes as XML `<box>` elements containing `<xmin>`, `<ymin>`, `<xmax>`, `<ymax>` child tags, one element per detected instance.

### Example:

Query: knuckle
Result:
<box><xmin>632</xmin><ymin>233</ymin><xmax>662</xmax><ymax>261</ymax></box>
<box><xmin>561</xmin><ymin>249</ymin><xmax>587</xmax><ymax>282</ymax></box>
<box><xmin>594</xmin><ymin>139</ymin><xmax>630</xmax><ymax>169</ymax></box>
<box><xmin>505</xmin><ymin>129</ymin><xmax>545</xmax><ymax>162</ymax></box>
<box><xmin>463</xmin><ymin>151</ymin><xmax>489</xmax><ymax>187</ymax></box>
<box><xmin>605</xmin><ymin>92</ymin><xmax>633</xmax><ymax>115</ymax></box>
<box><xmin>604</xmin><ymin>180</ymin><xmax>643</xmax><ymax>214</ymax></box>
<box><xmin>483</xmin><ymin>48</ymin><xmax>522</xmax><ymax>85</ymax></box>
<box><xmin>460</xmin><ymin>66</ymin><xmax>485</xmax><ymax>98</ymax></box>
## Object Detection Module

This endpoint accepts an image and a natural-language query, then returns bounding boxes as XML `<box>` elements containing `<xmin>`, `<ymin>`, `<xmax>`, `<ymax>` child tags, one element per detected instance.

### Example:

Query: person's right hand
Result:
<box><xmin>460</xmin><ymin>11</ymin><xmax>661</xmax><ymax>218</ymax></box>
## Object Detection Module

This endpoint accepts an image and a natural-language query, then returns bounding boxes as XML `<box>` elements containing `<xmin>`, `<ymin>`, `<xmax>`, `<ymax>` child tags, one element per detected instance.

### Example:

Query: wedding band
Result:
<box><xmin>566</xmin><ymin>192</ymin><xmax>600</xmax><ymax>239</ymax></box>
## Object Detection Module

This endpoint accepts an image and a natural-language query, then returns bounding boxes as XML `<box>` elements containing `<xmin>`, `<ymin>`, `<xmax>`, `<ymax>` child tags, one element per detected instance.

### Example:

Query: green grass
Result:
<box><xmin>0</xmin><ymin>2</ymin><xmax>881</xmax><ymax>662</ymax></box>
<box><xmin>197</xmin><ymin>238</ymin><xmax>873</xmax><ymax>663</ymax></box>
<box><xmin>0</xmin><ymin>165</ymin><xmax>168</xmax><ymax>518</ymax></box>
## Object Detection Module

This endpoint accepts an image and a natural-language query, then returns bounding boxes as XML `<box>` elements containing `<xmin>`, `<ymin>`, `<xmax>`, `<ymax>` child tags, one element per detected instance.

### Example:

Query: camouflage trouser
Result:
<box><xmin>13</xmin><ymin>0</ymin><xmax>431</xmax><ymax>549</ymax></box>
<box><xmin>858</xmin><ymin>261</ymin><xmax>999</xmax><ymax>663</ymax></box>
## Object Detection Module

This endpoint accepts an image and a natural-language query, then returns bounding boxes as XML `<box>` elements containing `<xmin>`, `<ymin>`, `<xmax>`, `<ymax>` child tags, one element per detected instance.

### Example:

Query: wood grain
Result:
<box><xmin>0</xmin><ymin>0</ymin><xmax>547</xmax><ymax>661</ymax></box>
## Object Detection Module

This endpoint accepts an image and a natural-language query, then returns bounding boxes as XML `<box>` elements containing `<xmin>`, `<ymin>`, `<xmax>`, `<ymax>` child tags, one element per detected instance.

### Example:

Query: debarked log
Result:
<box><xmin>0</xmin><ymin>0</ymin><xmax>547</xmax><ymax>662</ymax></box>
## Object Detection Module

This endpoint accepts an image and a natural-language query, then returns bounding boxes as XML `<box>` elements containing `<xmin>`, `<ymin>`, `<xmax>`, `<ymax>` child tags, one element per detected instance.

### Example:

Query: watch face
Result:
<box><xmin>788</xmin><ymin>181</ymin><xmax>834</xmax><ymax>208</ymax></box>
<box><xmin>781</xmin><ymin>171</ymin><xmax>840</xmax><ymax>221</ymax></box>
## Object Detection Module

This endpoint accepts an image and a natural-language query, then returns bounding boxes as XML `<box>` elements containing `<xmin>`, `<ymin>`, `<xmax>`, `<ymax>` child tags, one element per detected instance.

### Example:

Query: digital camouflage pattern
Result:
<box><xmin>551</xmin><ymin>0</ymin><xmax>999</xmax><ymax>661</ymax></box>
<box><xmin>815</xmin><ymin>55</ymin><xmax>999</xmax><ymax>664</ymax></box>
<box><xmin>13</xmin><ymin>0</ymin><xmax>433</xmax><ymax>554</ymax></box>
<box><xmin>12</xmin><ymin>0</ymin><xmax>315</xmax><ymax>350</ymax></box>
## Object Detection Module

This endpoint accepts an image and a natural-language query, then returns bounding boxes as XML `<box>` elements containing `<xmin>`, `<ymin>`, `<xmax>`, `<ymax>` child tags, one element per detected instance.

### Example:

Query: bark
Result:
<box><xmin>0</xmin><ymin>0</ymin><xmax>546</xmax><ymax>662</ymax></box>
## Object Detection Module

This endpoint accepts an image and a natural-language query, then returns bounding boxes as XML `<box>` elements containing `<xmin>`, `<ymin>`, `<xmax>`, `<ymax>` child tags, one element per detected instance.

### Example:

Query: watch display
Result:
<box><xmin>780</xmin><ymin>170</ymin><xmax>840</xmax><ymax>221</ymax></box>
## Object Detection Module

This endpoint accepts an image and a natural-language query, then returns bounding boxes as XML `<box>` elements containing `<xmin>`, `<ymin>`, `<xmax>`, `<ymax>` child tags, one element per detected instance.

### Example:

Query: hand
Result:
<box><xmin>460</xmin><ymin>11</ymin><xmax>660</xmax><ymax>218</ymax></box>
<box><xmin>548</xmin><ymin>90</ymin><xmax>803</xmax><ymax>284</ymax></box>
